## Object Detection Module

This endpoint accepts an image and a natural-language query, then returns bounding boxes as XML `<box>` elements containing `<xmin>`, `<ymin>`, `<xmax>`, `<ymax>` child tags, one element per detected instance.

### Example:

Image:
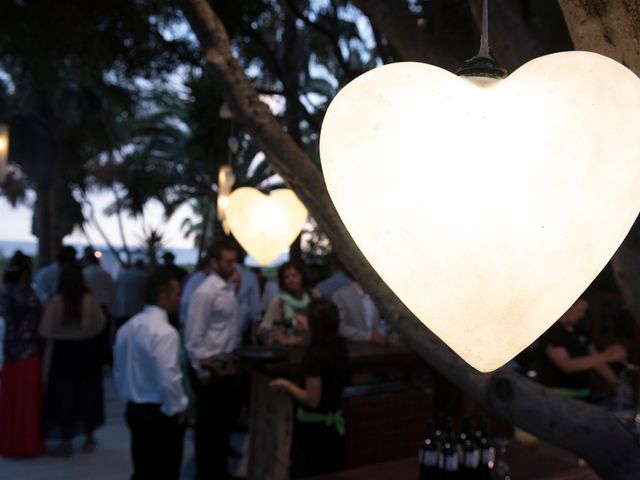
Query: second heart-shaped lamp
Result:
<box><xmin>226</xmin><ymin>187</ymin><xmax>308</xmax><ymax>266</ymax></box>
<box><xmin>320</xmin><ymin>51</ymin><xmax>640</xmax><ymax>372</ymax></box>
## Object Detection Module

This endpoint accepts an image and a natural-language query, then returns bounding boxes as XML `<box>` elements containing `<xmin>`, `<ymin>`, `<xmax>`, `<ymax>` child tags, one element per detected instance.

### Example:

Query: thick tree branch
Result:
<box><xmin>284</xmin><ymin>0</ymin><xmax>352</xmax><ymax>77</ymax></box>
<box><xmin>245</xmin><ymin>26</ymin><xmax>321</xmax><ymax>134</ymax></box>
<box><xmin>558</xmin><ymin>0</ymin><xmax>640</xmax><ymax>73</ymax></box>
<box><xmin>175</xmin><ymin>0</ymin><xmax>358</xmax><ymax>252</ymax></box>
<box><xmin>175</xmin><ymin>0</ymin><xmax>640</xmax><ymax>477</ymax></box>
<box><xmin>558</xmin><ymin>0</ymin><xmax>640</xmax><ymax>327</ymax></box>
<box><xmin>488</xmin><ymin>371</ymin><xmax>640</xmax><ymax>479</ymax></box>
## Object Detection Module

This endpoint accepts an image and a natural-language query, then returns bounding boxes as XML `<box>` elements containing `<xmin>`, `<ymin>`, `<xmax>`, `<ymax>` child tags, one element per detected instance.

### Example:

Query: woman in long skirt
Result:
<box><xmin>0</xmin><ymin>251</ymin><xmax>43</xmax><ymax>457</ymax></box>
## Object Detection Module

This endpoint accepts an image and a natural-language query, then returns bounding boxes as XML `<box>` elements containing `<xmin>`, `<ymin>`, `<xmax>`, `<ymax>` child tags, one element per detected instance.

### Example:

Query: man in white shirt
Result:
<box><xmin>113</xmin><ymin>272</ymin><xmax>188</xmax><ymax>480</ymax></box>
<box><xmin>185</xmin><ymin>241</ymin><xmax>242</xmax><ymax>479</ymax></box>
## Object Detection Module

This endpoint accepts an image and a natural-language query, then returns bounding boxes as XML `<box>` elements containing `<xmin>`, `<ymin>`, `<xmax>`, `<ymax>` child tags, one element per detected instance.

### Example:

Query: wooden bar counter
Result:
<box><xmin>202</xmin><ymin>342</ymin><xmax>431</xmax><ymax>480</ymax></box>
<box><xmin>201</xmin><ymin>345</ymin><xmax>601</xmax><ymax>480</ymax></box>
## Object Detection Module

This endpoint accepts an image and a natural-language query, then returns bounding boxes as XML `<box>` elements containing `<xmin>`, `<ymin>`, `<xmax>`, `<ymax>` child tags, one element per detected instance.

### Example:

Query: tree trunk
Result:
<box><xmin>557</xmin><ymin>0</ymin><xmax>640</xmax><ymax>326</ymax></box>
<box><xmin>558</xmin><ymin>0</ymin><xmax>640</xmax><ymax>73</ymax></box>
<box><xmin>34</xmin><ymin>179</ymin><xmax>56</xmax><ymax>267</ymax></box>
<box><xmin>31</xmin><ymin>102</ymin><xmax>63</xmax><ymax>268</ymax></box>
<box><xmin>176</xmin><ymin>0</ymin><xmax>640</xmax><ymax>477</ymax></box>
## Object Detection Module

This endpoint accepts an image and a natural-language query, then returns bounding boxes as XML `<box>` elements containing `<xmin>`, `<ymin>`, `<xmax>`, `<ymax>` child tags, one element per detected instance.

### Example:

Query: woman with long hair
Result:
<box><xmin>258</xmin><ymin>262</ymin><xmax>316</xmax><ymax>346</ymax></box>
<box><xmin>40</xmin><ymin>262</ymin><xmax>106</xmax><ymax>456</ymax></box>
<box><xmin>0</xmin><ymin>251</ymin><xmax>43</xmax><ymax>457</ymax></box>
<box><xmin>269</xmin><ymin>299</ymin><xmax>350</xmax><ymax>477</ymax></box>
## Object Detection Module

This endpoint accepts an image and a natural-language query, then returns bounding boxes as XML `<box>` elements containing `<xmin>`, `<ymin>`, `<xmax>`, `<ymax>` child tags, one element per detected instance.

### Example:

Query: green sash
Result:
<box><xmin>551</xmin><ymin>387</ymin><xmax>590</xmax><ymax>399</ymax></box>
<box><xmin>296</xmin><ymin>407</ymin><xmax>346</xmax><ymax>436</ymax></box>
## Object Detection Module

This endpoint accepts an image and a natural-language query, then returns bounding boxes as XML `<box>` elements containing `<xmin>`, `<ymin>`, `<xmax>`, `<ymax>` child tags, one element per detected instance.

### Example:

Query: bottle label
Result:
<box><xmin>481</xmin><ymin>446</ymin><xmax>496</xmax><ymax>465</ymax></box>
<box><xmin>421</xmin><ymin>450</ymin><xmax>438</xmax><ymax>466</ymax></box>
<box><xmin>444</xmin><ymin>454</ymin><xmax>459</xmax><ymax>471</ymax></box>
<box><xmin>464</xmin><ymin>450</ymin><xmax>480</xmax><ymax>468</ymax></box>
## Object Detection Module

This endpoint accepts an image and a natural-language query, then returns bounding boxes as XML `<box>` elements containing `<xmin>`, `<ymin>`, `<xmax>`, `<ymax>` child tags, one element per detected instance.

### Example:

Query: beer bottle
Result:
<box><xmin>475</xmin><ymin>418</ymin><xmax>495</xmax><ymax>480</ymax></box>
<box><xmin>419</xmin><ymin>420</ymin><xmax>440</xmax><ymax>479</ymax></box>
<box><xmin>441</xmin><ymin>418</ymin><xmax>460</xmax><ymax>479</ymax></box>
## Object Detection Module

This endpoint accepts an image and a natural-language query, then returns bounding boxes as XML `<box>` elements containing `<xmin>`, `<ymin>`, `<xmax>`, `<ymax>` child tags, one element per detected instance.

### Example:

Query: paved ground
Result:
<box><xmin>0</xmin><ymin>373</ymin><xmax>197</xmax><ymax>480</ymax></box>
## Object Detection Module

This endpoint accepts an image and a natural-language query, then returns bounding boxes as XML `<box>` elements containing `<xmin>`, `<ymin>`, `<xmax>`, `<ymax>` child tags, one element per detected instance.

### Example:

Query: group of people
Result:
<box><xmin>0</xmin><ymin>241</ymin><xmax>388</xmax><ymax>478</ymax></box>
<box><xmin>113</xmin><ymin>243</ymin><xmax>391</xmax><ymax>479</ymax></box>
<box><xmin>0</xmin><ymin>245</ymin><xmax>196</xmax><ymax>461</ymax></box>
<box><xmin>0</xmin><ymin>247</ymin><xmax>107</xmax><ymax>457</ymax></box>
<box><xmin>0</xmin><ymin>240</ymin><xmax>634</xmax><ymax>479</ymax></box>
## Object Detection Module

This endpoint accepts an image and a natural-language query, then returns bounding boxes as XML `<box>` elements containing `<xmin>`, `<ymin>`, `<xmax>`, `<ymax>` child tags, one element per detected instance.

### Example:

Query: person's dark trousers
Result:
<box><xmin>125</xmin><ymin>402</ymin><xmax>185</xmax><ymax>480</ymax></box>
<box><xmin>190</xmin><ymin>369</ymin><xmax>240</xmax><ymax>479</ymax></box>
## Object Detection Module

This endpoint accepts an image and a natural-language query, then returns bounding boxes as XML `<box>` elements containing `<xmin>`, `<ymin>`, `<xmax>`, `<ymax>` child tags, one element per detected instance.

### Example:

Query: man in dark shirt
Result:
<box><xmin>539</xmin><ymin>297</ymin><xmax>627</xmax><ymax>399</ymax></box>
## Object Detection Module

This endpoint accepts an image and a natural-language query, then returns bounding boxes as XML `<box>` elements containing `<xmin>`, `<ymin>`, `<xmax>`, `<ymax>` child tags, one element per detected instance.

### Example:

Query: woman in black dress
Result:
<box><xmin>40</xmin><ymin>262</ymin><xmax>106</xmax><ymax>456</ymax></box>
<box><xmin>269</xmin><ymin>299</ymin><xmax>350</xmax><ymax>477</ymax></box>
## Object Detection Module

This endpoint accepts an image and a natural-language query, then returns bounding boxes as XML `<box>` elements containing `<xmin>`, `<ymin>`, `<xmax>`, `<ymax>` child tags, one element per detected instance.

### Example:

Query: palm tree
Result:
<box><xmin>0</xmin><ymin>0</ymin><xmax>195</xmax><ymax>264</ymax></box>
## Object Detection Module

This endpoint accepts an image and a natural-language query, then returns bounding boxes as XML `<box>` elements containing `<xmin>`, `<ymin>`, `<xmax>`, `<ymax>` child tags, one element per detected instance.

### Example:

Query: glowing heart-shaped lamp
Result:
<box><xmin>320</xmin><ymin>51</ymin><xmax>640</xmax><ymax>371</ymax></box>
<box><xmin>226</xmin><ymin>187</ymin><xmax>308</xmax><ymax>265</ymax></box>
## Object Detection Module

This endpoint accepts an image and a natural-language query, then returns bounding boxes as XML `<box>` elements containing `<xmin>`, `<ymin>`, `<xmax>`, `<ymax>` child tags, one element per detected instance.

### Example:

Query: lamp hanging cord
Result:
<box><xmin>456</xmin><ymin>0</ymin><xmax>506</xmax><ymax>78</ymax></box>
<box><xmin>477</xmin><ymin>0</ymin><xmax>491</xmax><ymax>59</ymax></box>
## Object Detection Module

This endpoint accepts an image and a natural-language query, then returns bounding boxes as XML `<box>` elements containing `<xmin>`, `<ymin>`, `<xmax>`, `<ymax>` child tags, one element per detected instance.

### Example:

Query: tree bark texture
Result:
<box><xmin>558</xmin><ymin>0</ymin><xmax>640</xmax><ymax>327</ymax></box>
<box><xmin>176</xmin><ymin>0</ymin><xmax>640</xmax><ymax>477</ymax></box>
<box><xmin>34</xmin><ymin>180</ymin><xmax>56</xmax><ymax>267</ymax></box>
<box><xmin>558</xmin><ymin>0</ymin><xmax>640</xmax><ymax>73</ymax></box>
